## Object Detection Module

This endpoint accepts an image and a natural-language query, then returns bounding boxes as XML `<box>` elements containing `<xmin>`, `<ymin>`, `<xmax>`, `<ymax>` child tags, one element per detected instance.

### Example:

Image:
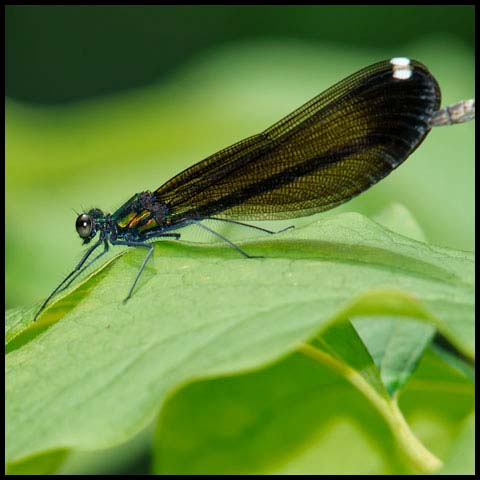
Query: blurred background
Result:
<box><xmin>5</xmin><ymin>5</ymin><xmax>475</xmax><ymax>474</ymax></box>
<box><xmin>5</xmin><ymin>4</ymin><xmax>475</xmax><ymax>308</ymax></box>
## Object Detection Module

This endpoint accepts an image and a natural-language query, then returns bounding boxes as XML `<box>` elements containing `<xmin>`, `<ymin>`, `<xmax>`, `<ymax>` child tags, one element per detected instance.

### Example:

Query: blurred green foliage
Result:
<box><xmin>5</xmin><ymin>5</ymin><xmax>474</xmax><ymax>104</ymax></box>
<box><xmin>5</xmin><ymin>5</ymin><xmax>475</xmax><ymax>474</ymax></box>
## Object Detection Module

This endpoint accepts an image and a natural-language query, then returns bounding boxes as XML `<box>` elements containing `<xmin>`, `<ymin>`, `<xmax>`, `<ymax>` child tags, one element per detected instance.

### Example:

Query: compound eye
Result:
<box><xmin>76</xmin><ymin>213</ymin><xmax>93</xmax><ymax>238</ymax></box>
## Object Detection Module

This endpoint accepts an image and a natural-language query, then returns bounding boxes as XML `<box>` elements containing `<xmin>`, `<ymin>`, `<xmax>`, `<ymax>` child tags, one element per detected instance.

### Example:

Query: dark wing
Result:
<box><xmin>154</xmin><ymin>59</ymin><xmax>440</xmax><ymax>221</ymax></box>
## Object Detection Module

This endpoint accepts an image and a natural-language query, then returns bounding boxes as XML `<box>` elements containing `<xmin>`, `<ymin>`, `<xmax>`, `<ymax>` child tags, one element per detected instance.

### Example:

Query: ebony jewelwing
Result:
<box><xmin>34</xmin><ymin>57</ymin><xmax>475</xmax><ymax>320</ymax></box>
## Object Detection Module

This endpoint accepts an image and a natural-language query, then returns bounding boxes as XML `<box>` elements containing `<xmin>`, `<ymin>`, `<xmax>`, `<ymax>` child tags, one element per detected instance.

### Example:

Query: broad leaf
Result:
<box><xmin>5</xmin><ymin>211</ymin><xmax>474</xmax><ymax>472</ymax></box>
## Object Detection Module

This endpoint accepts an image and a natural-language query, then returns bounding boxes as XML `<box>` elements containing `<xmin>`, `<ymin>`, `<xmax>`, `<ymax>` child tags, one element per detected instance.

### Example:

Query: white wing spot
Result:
<box><xmin>390</xmin><ymin>57</ymin><xmax>412</xmax><ymax>80</ymax></box>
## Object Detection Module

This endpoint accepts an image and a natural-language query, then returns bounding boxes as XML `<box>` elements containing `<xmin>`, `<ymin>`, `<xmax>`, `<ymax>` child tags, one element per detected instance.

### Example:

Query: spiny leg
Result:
<box><xmin>206</xmin><ymin>217</ymin><xmax>295</xmax><ymax>235</ymax></box>
<box><xmin>112</xmin><ymin>233</ymin><xmax>182</xmax><ymax>303</ymax></box>
<box><xmin>110</xmin><ymin>240</ymin><xmax>154</xmax><ymax>302</ymax></box>
<box><xmin>55</xmin><ymin>240</ymin><xmax>110</xmax><ymax>296</ymax></box>
<box><xmin>192</xmin><ymin>220</ymin><xmax>263</xmax><ymax>258</ymax></box>
<box><xmin>34</xmin><ymin>239</ymin><xmax>104</xmax><ymax>320</ymax></box>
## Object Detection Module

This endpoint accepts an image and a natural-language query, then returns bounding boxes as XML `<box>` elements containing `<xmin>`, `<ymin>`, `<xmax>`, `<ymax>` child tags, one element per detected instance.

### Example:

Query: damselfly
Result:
<box><xmin>35</xmin><ymin>57</ymin><xmax>475</xmax><ymax>320</ymax></box>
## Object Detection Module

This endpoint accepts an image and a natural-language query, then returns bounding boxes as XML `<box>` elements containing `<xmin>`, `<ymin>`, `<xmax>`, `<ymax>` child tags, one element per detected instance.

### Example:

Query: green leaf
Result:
<box><xmin>437</xmin><ymin>412</ymin><xmax>475</xmax><ymax>475</ymax></box>
<box><xmin>429</xmin><ymin>341</ymin><xmax>475</xmax><ymax>384</ymax></box>
<box><xmin>300</xmin><ymin>323</ymin><xmax>441</xmax><ymax>473</ymax></box>
<box><xmin>352</xmin><ymin>203</ymin><xmax>436</xmax><ymax>397</ymax></box>
<box><xmin>6</xmin><ymin>449</ymin><xmax>69</xmax><ymax>475</ymax></box>
<box><xmin>152</xmin><ymin>343</ymin><xmax>474</xmax><ymax>474</ymax></box>
<box><xmin>313</xmin><ymin>320</ymin><xmax>388</xmax><ymax>399</ymax></box>
<box><xmin>153</xmin><ymin>351</ymin><xmax>407</xmax><ymax>475</ymax></box>
<box><xmin>353</xmin><ymin>317</ymin><xmax>435</xmax><ymax>395</ymax></box>
<box><xmin>5</xmin><ymin>212</ymin><xmax>474</xmax><ymax>472</ymax></box>
<box><xmin>371</xmin><ymin>202</ymin><xmax>427</xmax><ymax>243</ymax></box>
<box><xmin>5</xmin><ymin>305</ymin><xmax>35</xmax><ymax>345</ymax></box>
<box><xmin>353</xmin><ymin>204</ymin><xmax>469</xmax><ymax>396</ymax></box>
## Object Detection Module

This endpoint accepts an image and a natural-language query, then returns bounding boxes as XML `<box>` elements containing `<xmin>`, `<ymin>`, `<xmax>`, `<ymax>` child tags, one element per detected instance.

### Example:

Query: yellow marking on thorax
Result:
<box><xmin>117</xmin><ymin>211</ymin><xmax>137</xmax><ymax>228</ymax></box>
<box><xmin>138</xmin><ymin>218</ymin><xmax>158</xmax><ymax>233</ymax></box>
<box><xmin>128</xmin><ymin>210</ymin><xmax>151</xmax><ymax>228</ymax></box>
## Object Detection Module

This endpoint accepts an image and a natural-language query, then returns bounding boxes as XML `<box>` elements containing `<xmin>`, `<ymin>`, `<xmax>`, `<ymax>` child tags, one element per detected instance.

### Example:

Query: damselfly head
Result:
<box><xmin>75</xmin><ymin>208</ymin><xmax>104</xmax><ymax>244</ymax></box>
